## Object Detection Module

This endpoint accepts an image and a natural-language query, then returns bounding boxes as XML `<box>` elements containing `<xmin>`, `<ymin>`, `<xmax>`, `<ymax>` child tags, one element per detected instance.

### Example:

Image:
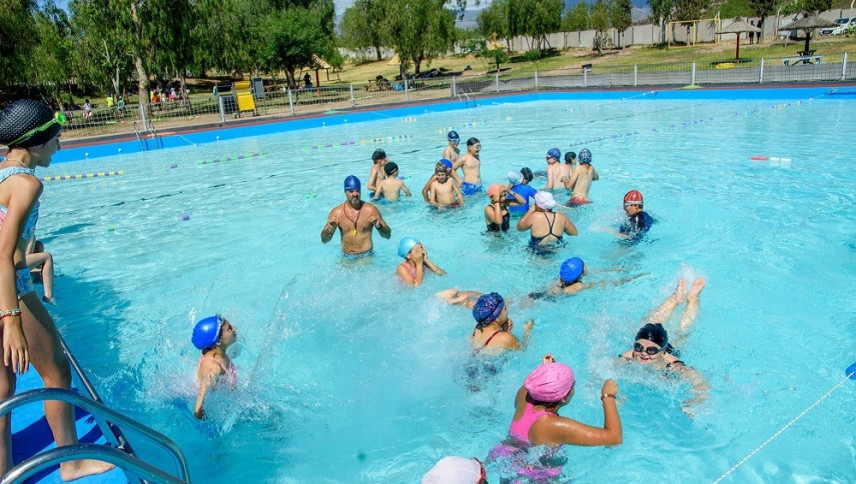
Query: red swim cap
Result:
<box><xmin>623</xmin><ymin>190</ymin><xmax>643</xmax><ymax>206</ymax></box>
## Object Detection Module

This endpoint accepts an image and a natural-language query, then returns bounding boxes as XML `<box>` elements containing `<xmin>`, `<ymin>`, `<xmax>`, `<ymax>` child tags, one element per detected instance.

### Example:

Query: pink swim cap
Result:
<box><xmin>524</xmin><ymin>362</ymin><xmax>575</xmax><ymax>403</ymax></box>
<box><xmin>486</xmin><ymin>183</ymin><xmax>503</xmax><ymax>198</ymax></box>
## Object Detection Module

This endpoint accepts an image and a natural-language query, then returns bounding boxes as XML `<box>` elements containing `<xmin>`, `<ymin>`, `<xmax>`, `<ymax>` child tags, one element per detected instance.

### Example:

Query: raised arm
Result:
<box><xmin>562</xmin><ymin>215</ymin><xmax>578</xmax><ymax>236</ymax></box>
<box><xmin>320</xmin><ymin>207</ymin><xmax>340</xmax><ymax>243</ymax></box>
<box><xmin>369</xmin><ymin>206</ymin><xmax>391</xmax><ymax>239</ymax></box>
<box><xmin>539</xmin><ymin>380</ymin><xmax>622</xmax><ymax>446</ymax></box>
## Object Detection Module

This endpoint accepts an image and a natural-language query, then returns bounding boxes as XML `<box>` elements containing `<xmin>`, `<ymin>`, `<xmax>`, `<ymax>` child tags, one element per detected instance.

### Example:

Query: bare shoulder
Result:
<box><xmin>492</xmin><ymin>331</ymin><xmax>520</xmax><ymax>348</ymax></box>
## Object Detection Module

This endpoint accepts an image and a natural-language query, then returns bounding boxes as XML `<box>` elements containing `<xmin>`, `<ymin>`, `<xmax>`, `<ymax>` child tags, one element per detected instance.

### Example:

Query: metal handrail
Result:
<box><xmin>0</xmin><ymin>388</ymin><xmax>190</xmax><ymax>482</ymax></box>
<box><xmin>0</xmin><ymin>444</ymin><xmax>187</xmax><ymax>484</ymax></box>
<box><xmin>147</xmin><ymin>122</ymin><xmax>163</xmax><ymax>149</ymax></box>
<box><xmin>132</xmin><ymin>122</ymin><xmax>148</xmax><ymax>151</ymax></box>
<box><xmin>57</xmin><ymin>336</ymin><xmax>136</xmax><ymax>457</ymax></box>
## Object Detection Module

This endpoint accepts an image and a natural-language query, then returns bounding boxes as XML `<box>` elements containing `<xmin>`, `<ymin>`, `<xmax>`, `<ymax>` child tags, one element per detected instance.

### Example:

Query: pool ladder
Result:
<box><xmin>133</xmin><ymin>121</ymin><xmax>164</xmax><ymax>151</ymax></box>
<box><xmin>455</xmin><ymin>89</ymin><xmax>478</xmax><ymax>109</ymax></box>
<box><xmin>0</xmin><ymin>334</ymin><xmax>190</xmax><ymax>484</ymax></box>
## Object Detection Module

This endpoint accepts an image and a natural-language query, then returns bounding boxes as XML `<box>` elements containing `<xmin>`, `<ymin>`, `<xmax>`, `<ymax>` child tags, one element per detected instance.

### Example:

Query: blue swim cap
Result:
<box><xmin>559</xmin><ymin>257</ymin><xmax>584</xmax><ymax>284</ymax></box>
<box><xmin>440</xmin><ymin>158</ymin><xmax>453</xmax><ymax>169</ymax></box>
<box><xmin>397</xmin><ymin>237</ymin><xmax>419</xmax><ymax>259</ymax></box>
<box><xmin>344</xmin><ymin>175</ymin><xmax>361</xmax><ymax>192</ymax></box>
<box><xmin>191</xmin><ymin>315</ymin><xmax>223</xmax><ymax>350</ymax></box>
<box><xmin>547</xmin><ymin>148</ymin><xmax>561</xmax><ymax>160</ymax></box>
<box><xmin>472</xmin><ymin>292</ymin><xmax>505</xmax><ymax>324</ymax></box>
<box><xmin>578</xmin><ymin>149</ymin><xmax>592</xmax><ymax>164</ymax></box>
<box><xmin>447</xmin><ymin>130</ymin><xmax>460</xmax><ymax>141</ymax></box>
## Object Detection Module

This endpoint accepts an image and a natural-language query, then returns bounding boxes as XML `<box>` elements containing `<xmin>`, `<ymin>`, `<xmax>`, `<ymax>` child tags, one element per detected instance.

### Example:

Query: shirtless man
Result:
<box><xmin>321</xmin><ymin>175</ymin><xmax>391</xmax><ymax>255</ymax></box>
<box><xmin>429</xmin><ymin>164</ymin><xmax>464</xmax><ymax>207</ymax></box>
<box><xmin>562</xmin><ymin>148</ymin><xmax>599</xmax><ymax>205</ymax></box>
<box><xmin>544</xmin><ymin>148</ymin><xmax>564</xmax><ymax>191</ymax></box>
<box><xmin>451</xmin><ymin>137</ymin><xmax>482</xmax><ymax>195</ymax></box>
<box><xmin>366</xmin><ymin>149</ymin><xmax>388</xmax><ymax>196</ymax></box>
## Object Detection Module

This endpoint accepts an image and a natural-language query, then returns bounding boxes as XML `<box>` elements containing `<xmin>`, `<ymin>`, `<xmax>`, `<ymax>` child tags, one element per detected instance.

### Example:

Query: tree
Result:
<box><xmin>649</xmin><ymin>0</ymin><xmax>674</xmax><ymax>44</ymax></box>
<box><xmin>0</xmin><ymin>0</ymin><xmax>39</xmax><ymax>89</ymax></box>
<box><xmin>590</xmin><ymin>0</ymin><xmax>612</xmax><ymax>55</ymax></box>
<box><xmin>30</xmin><ymin>3</ymin><xmax>76</xmax><ymax>102</ymax></box>
<box><xmin>477</xmin><ymin>0</ymin><xmax>509</xmax><ymax>40</ymax></box>
<box><xmin>261</xmin><ymin>6</ymin><xmax>330</xmax><ymax>88</ymax></box>
<box><xmin>610</xmin><ymin>0</ymin><xmax>633</xmax><ymax>48</ymax></box>
<box><xmin>340</xmin><ymin>0</ymin><xmax>386</xmax><ymax>61</ymax></box>
<box><xmin>70</xmin><ymin>0</ymin><xmax>134</xmax><ymax>99</ymax></box>
<box><xmin>563</xmin><ymin>2</ymin><xmax>590</xmax><ymax>32</ymax></box>
<box><xmin>382</xmin><ymin>0</ymin><xmax>456</xmax><ymax>77</ymax></box>
<box><xmin>526</xmin><ymin>0</ymin><xmax>563</xmax><ymax>52</ymax></box>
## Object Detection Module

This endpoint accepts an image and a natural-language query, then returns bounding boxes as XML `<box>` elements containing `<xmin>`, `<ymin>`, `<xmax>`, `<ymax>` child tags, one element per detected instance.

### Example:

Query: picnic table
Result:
<box><xmin>784</xmin><ymin>50</ymin><xmax>821</xmax><ymax>66</ymax></box>
<box><xmin>365</xmin><ymin>78</ymin><xmax>391</xmax><ymax>92</ymax></box>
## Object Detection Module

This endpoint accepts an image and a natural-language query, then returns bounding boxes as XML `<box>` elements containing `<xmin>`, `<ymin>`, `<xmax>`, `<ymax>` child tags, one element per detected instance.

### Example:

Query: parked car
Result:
<box><xmin>819</xmin><ymin>17</ymin><xmax>854</xmax><ymax>36</ymax></box>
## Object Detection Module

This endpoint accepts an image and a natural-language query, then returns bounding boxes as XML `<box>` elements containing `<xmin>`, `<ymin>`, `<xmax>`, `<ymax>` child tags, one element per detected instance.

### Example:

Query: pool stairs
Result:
<box><xmin>3</xmin><ymin>335</ymin><xmax>189</xmax><ymax>484</ymax></box>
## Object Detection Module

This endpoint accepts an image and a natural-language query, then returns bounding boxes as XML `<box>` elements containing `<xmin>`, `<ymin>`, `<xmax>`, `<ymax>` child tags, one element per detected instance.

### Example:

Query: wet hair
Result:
<box><xmin>520</xmin><ymin>167</ymin><xmax>534</xmax><ymax>183</ymax></box>
<box><xmin>565</xmin><ymin>152</ymin><xmax>576</xmax><ymax>164</ymax></box>
<box><xmin>435</xmin><ymin>162</ymin><xmax>450</xmax><ymax>174</ymax></box>
<box><xmin>635</xmin><ymin>323</ymin><xmax>668</xmax><ymax>348</ymax></box>
<box><xmin>0</xmin><ymin>99</ymin><xmax>60</xmax><ymax>148</ymax></box>
<box><xmin>466</xmin><ymin>137</ymin><xmax>480</xmax><ymax>147</ymax></box>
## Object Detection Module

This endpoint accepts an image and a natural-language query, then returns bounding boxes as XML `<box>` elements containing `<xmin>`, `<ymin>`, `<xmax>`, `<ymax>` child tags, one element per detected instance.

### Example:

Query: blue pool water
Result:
<box><xmin>32</xmin><ymin>91</ymin><xmax>856</xmax><ymax>482</ymax></box>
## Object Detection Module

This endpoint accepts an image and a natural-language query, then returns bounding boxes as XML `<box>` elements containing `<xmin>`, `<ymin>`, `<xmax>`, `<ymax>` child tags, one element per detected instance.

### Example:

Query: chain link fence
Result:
<box><xmin>60</xmin><ymin>52</ymin><xmax>854</xmax><ymax>143</ymax></box>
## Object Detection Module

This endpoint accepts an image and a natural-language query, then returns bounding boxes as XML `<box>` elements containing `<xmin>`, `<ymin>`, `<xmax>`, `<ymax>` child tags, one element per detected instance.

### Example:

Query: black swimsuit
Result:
<box><xmin>530</xmin><ymin>212</ymin><xmax>561</xmax><ymax>244</ymax></box>
<box><xmin>487</xmin><ymin>209</ymin><xmax>510</xmax><ymax>232</ymax></box>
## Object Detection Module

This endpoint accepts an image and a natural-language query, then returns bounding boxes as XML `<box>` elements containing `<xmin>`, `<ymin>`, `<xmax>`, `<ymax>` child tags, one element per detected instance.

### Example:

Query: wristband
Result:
<box><xmin>0</xmin><ymin>308</ymin><xmax>21</xmax><ymax>317</ymax></box>
<box><xmin>601</xmin><ymin>393</ymin><xmax>616</xmax><ymax>401</ymax></box>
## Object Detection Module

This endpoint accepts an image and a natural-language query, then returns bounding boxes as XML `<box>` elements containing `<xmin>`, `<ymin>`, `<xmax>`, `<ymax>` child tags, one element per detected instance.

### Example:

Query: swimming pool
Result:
<box><xmin>34</xmin><ymin>90</ymin><xmax>856</xmax><ymax>482</ymax></box>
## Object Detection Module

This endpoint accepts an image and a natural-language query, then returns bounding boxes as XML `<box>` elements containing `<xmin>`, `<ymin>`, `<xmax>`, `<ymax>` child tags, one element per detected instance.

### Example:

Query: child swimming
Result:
<box><xmin>192</xmin><ymin>315</ymin><xmax>238</xmax><ymax>419</ymax></box>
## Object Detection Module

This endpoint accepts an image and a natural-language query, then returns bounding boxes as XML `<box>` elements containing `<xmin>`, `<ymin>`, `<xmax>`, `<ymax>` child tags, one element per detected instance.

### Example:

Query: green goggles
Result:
<box><xmin>7</xmin><ymin>111</ymin><xmax>66</xmax><ymax>147</ymax></box>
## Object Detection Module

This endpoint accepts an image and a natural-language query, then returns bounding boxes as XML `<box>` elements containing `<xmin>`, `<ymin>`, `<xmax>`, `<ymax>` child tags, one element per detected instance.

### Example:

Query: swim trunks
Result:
<box><xmin>460</xmin><ymin>182</ymin><xmax>482</xmax><ymax>196</ymax></box>
<box><xmin>15</xmin><ymin>267</ymin><xmax>35</xmax><ymax>298</ymax></box>
<box><xmin>566</xmin><ymin>195</ymin><xmax>591</xmax><ymax>206</ymax></box>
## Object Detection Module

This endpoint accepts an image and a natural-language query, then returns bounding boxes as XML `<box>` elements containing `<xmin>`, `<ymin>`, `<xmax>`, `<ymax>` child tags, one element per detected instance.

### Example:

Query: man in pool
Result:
<box><xmin>442</xmin><ymin>130</ymin><xmax>461</xmax><ymax>166</ymax></box>
<box><xmin>452</xmin><ymin>137</ymin><xmax>482</xmax><ymax>195</ymax></box>
<box><xmin>366</xmin><ymin>148</ymin><xmax>388</xmax><ymax>196</ymax></box>
<box><xmin>561</xmin><ymin>148</ymin><xmax>599</xmax><ymax>205</ymax></box>
<box><xmin>321</xmin><ymin>175</ymin><xmax>391</xmax><ymax>255</ymax></box>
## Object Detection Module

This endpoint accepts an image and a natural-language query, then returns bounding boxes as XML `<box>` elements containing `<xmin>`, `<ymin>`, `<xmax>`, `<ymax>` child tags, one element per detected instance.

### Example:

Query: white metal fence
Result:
<box><xmin>61</xmin><ymin>53</ymin><xmax>854</xmax><ymax>142</ymax></box>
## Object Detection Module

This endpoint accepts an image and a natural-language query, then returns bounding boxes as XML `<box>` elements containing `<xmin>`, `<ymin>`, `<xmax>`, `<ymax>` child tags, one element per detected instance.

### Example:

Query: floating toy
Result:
<box><xmin>749</xmin><ymin>156</ymin><xmax>792</xmax><ymax>162</ymax></box>
<box><xmin>40</xmin><ymin>171</ymin><xmax>124</xmax><ymax>182</ymax></box>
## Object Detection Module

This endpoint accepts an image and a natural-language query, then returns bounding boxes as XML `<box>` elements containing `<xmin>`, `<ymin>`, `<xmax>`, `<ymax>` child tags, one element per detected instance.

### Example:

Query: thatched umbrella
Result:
<box><xmin>778</xmin><ymin>14</ymin><xmax>839</xmax><ymax>53</ymax></box>
<box><xmin>716</xmin><ymin>18</ymin><xmax>762</xmax><ymax>60</ymax></box>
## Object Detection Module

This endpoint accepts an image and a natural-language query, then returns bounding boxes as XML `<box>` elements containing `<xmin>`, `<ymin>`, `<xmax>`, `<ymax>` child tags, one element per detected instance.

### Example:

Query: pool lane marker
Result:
<box><xmin>40</xmin><ymin>171</ymin><xmax>124</xmax><ymax>182</ymax></box>
<box><xmin>195</xmin><ymin>152</ymin><xmax>267</xmax><ymax>166</ymax></box>
<box><xmin>711</xmin><ymin>361</ymin><xmax>856</xmax><ymax>484</ymax></box>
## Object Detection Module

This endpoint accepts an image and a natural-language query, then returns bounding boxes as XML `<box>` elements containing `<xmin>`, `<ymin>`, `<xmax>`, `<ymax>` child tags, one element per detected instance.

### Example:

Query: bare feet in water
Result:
<box><xmin>60</xmin><ymin>459</ymin><xmax>114</xmax><ymax>481</ymax></box>
<box><xmin>673</xmin><ymin>278</ymin><xmax>686</xmax><ymax>304</ymax></box>
<box><xmin>686</xmin><ymin>278</ymin><xmax>706</xmax><ymax>301</ymax></box>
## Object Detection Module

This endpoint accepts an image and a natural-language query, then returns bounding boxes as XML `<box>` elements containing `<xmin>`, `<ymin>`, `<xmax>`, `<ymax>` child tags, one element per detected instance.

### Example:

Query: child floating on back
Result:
<box><xmin>192</xmin><ymin>315</ymin><xmax>238</xmax><ymax>419</ymax></box>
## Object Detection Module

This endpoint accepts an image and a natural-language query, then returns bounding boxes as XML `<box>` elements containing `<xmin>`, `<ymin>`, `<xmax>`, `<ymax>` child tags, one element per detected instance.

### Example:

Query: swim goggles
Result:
<box><xmin>7</xmin><ymin>111</ymin><xmax>67</xmax><ymax>146</ymax></box>
<box><xmin>634</xmin><ymin>342</ymin><xmax>663</xmax><ymax>355</ymax></box>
